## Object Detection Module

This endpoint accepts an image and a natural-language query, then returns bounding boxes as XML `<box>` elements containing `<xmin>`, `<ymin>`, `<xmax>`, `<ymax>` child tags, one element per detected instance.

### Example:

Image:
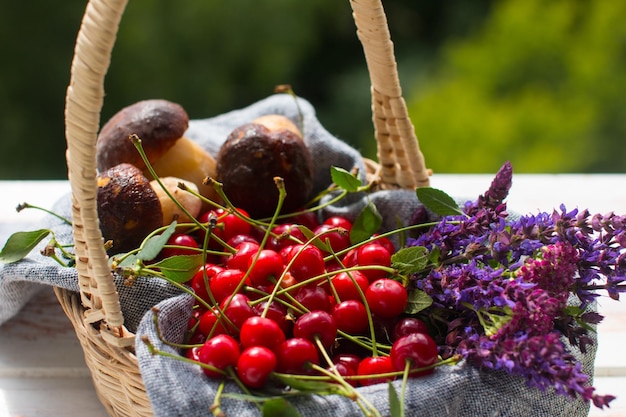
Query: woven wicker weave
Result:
<box><xmin>57</xmin><ymin>0</ymin><xmax>430</xmax><ymax>415</ymax></box>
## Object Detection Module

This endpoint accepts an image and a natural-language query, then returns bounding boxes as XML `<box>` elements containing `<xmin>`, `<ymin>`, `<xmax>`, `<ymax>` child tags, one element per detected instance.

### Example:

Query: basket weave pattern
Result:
<box><xmin>59</xmin><ymin>0</ymin><xmax>428</xmax><ymax>415</ymax></box>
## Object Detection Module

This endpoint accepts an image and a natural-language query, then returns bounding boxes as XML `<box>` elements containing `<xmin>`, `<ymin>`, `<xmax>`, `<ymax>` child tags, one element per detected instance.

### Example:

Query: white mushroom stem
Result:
<box><xmin>151</xmin><ymin>177</ymin><xmax>202</xmax><ymax>225</ymax></box>
<box><xmin>148</xmin><ymin>136</ymin><xmax>219</xmax><ymax>203</ymax></box>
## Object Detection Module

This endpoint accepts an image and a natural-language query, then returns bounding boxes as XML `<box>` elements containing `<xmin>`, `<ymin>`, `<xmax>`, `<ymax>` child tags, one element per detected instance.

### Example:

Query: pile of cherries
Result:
<box><xmin>160</xmin><ymin>207</ymin><xmax>439</xmax><ymax>390</ymax></box>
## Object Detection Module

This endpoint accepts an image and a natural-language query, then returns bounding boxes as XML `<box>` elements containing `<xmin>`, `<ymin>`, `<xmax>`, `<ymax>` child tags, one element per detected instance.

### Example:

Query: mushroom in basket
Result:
<box><xmin>96</xmin><ymin>99</ymin><xmax>219</xmax><ymax>203</ymax></box>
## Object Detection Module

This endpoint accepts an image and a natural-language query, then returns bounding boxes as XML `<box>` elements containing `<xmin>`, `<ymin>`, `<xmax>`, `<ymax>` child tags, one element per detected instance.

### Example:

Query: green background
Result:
<box><xmin>2</xmin><ymin>0</ymin><xmax>625</xmax><ymax>179</ymax></box>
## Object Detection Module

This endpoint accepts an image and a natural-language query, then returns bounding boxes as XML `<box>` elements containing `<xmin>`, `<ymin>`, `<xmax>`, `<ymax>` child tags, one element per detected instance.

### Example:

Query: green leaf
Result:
<box><xmin>0</xmin><ymin>229</ymin><xmax>51</xmax><ymax>263</ymax></box>
<box><xmin>262</xmin><ymin>398</ymin><xmax>303</xmax><ymax>417</ymax></box>
<box><xmin>388</xmin><ymin>382</ymin><xmax>403</xmax><ymax>417</ymax></box>
<box><xmin>330</xmin><ymin>166</ymin><xmax>362</xmax><ymax>192</ymax></box>
<box><xmin>415</xmin><ymin>187</ymin><xmax>464</xmax><ymax>216</ymax></box>
<box><xmin>115</xmin><ymin>253</ymin><xmax>140</xmax><ymax>269</ymax></box>
<box><xmin>272</xmin><ymin>373</ymin><xmax>348</xmax><ymax>396</ymax></box>
<box><xmin>391</xmin><ymin>246</ymin><xmax>429</xmax><ymax>275</ymax></box>
<box><xmin>297</xmin><ymin>225</ymin><xmax>332</xmax><ymax>253</ymax></box>
<box><xmin>136</xmin><ymin>221</ymin><xmax>178</xmax><ymax>261</ymax></box>
<box><xmin>151</xmin><ymin>254</ymin><xmax>204</xmax><ymax>283</ymax></box>
<box><xmin>350</xmin><ymin>201</ymin><xmax>382</xmax><ymax>244</ymax></box>
<box><xmin>405</xmin><ymin>289</ymin><xmax>433</xmax><ymax>314</ymax></box>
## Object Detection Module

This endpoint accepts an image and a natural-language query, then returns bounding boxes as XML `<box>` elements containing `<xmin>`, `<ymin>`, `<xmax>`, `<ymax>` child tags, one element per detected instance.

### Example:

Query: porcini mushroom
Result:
<box><xmin>97</xmin><ymin>163</ymin><xmax>202</xmax><ymax>253</ymax></box>
<box><xmin>96</xmin><ymin>99</ymin><xmax>219</xmax><ymax>203</ymax></box>
<box><xmin>216</xmin><ymin>114</ymin><xmax>314</xmax><ymax>218</ymax></box>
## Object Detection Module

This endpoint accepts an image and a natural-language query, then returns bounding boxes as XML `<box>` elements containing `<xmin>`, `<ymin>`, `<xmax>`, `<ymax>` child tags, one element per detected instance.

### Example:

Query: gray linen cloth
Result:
<box><xmin>0</xmin><ymin>94</ymin><xmax>593</xmax><ymax>416</ymax></box>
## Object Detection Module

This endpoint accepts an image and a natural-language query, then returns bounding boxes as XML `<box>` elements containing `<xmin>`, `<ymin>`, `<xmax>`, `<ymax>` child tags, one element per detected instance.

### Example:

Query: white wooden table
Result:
<box><xmin>0</xmin><ymin>176</ymin><xmax>625</xmax><ymax>417</ymax></box>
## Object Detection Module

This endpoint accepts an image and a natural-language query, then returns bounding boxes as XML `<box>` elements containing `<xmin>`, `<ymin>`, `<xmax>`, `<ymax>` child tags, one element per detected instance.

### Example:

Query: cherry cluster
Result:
<box><xmin>160</xmin><ymin>207</ymin><xmax>439</xmax><ymax>390</ymax></box>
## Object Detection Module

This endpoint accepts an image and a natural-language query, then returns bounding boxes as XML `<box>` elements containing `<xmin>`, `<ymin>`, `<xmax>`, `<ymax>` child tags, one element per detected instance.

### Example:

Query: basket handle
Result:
<box><xmin>350</xmin><ymin>0</ymin><xmax>431</xmax><ymax>189</ymax></box>
<box><xmin>64</xmin><ymin>0</ymin><xmax>429</xmax><ymax>337</ymax></box>
<box><xmin>65</xmin><ymin>0</ymin><xmax>129</xmax><ymax>338</ymax></box>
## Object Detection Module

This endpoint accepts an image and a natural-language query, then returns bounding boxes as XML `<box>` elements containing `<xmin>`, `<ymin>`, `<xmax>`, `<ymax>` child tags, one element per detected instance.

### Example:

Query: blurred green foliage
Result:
<box><xmin>1</xmin><ymin>0</ymin><xmax>624</xmax><ymax>179</ymax></box>
<box><xmin>409</xmin><ymin>0</ymin><xmax>626</xmax><ymax>173</ymax></box>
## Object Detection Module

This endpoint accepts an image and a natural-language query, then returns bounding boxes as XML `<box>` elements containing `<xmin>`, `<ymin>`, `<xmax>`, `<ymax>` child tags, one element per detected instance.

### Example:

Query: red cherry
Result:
<box><xmin>356</xmin><ymin>243</ymin><xmax>392</xmax><ymax>282</ymax></box>
<box><xmin>341</xmin><ymin>248</ymin><xmax>357</xmax><ymax>268</ymax></box>
<box><xmin>219</xmin><ymin>208</ymin><xmax>252</xmax><ymax>242</ymax></box>
<box><xmin>275</xmin><ymin>337</ymin><xmax>319</xmax><ymax>375</ymax></box>
<box><xmin>198</xmin><ymin>334</ymin><xmax>240</xmax><ymax>378</ymax></box>
<box><xmin>247</xmin><ymin>249</ymin><xmax>285</xmax><ymax>286</ymax></box>
<box><xmin>330</xmin><ymin>270</ymin><xmax>369</xmax><ymax>302</ymax></box>
<box><xmin>198</xmin><ymin>308</ymin><xmax>228</xmax><ymax>338</ymax></box>
<box><xmin>239</xmin><ymin>316</ymin><xmax>286</xmax><ymax>351</ymax></box>
<box><xmin>280</xmin><ymin>244</ymin><xmax>326</xmax><ymax>282</ymax></box>
<box><xmin>293</xmin><ymin>310</ymin><xmax>337</xmax><ymax>349</ymax></box>
<box><xmin>225</xmin><ymin>241</ymin><xmax>260</xmax><ymax>271</ymax></box>
<box><xmin>267</xmin><ymin>223</ymin><xmax>306</xmax><ymax>251</ymax></box>
<box><xmin>393</xmin><ymin>317</ymin><xmax>430</xmax><ymax>341</ymax></box>
<box><xmin>189</xmin><ymin>264</ymin><xmax>224</xmax><ymax>302</ymax></box>
<box><xmin>365</xmin><ymin>279</ymin><xmax>408</xmax><ymax>319</ymax></box>
<box><xmin>372</xmin><ymin>234</ymin><xmax>395</xmax><ymax>256</ymax></box>
<box><xmin>333</xmin><ymin>353</ymin><xmax>362</xmax><ymax>374</ymax></box>
<box><xmin>357</xmin><ymin>356</ymin><xmax>395</xmax><ymax>386</ymax></box>
<box><xmin>331</xmin><ymin>300</ymin><xmax>369</xmax><ymax>335</ymax></box>
<box><xmin>313</xmin><ymin>224</ymin><xmax>351</xmax><ymax>254</ymax></box>
<box><xmin>294</xmin><ymin>285</ymin><xmax>331</xmax><ymax>313</ymax></box>
<box><xmin>185</xmin><ymin>345</ymin><xmax>202</xmax><ymax>362</ymax></box>
<box><xmin>285</xmin><ymin>210</ymin><xmax>320</xmax><ymax>230</ymax></box>
<box><xmin>160</xmin><ymin>233</ymin><xmax>199</xmax><ymax>258</ymax></box>
<box><xmin>236</xmin><ymin>346</ymin><xmax>277</xmax><ymax>389</ymax></box>
<box><xmin>252</xmin><ymin>301</ymin><xmax>292</xmax><ymax>335</ymax></box>
<box><xmin>209</xmin><ymin>269</ymin><xmax>248</xmax><ymax>304</ymax></box>
<box><xmin>390</xmin><ymin>333</ymin><xmax>438</xmax><ymax>376</ymax></box>
<box><xmin>225</xmin><ymin>233</ymin><xmax>259</xmax><ymax>248</ymax></box>
<box><xmin>323</xmin><ymin>216</ymin><xmax>353</xmax><ymax>232</ymax></box>
<box><xmin>199</xmin><ymin>208</ymin><xmax>252</xmax><ymax>245</ymax></box>
<box><xmin>333</xmin><ymin>361</ymin><xmax>358</xmax><ymax>386</ymax></box>
<box><xmin>219</xmin><ymin>293</ymin><xmax>256</xmax><ymax>334</ymax></box>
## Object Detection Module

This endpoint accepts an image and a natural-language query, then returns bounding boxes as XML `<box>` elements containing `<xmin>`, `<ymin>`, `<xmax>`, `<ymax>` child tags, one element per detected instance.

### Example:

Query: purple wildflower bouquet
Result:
<box><xmin>404</xmin><ymin>161</ymin><xmax>623</xmax><ymax>409</ymax></box>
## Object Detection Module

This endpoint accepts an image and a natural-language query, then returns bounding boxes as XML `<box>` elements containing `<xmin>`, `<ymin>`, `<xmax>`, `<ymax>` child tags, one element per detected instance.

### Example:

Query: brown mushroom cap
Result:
<box><xmin>96</xmin><ymin>99</ymin><xmax>189</xmax><ymax>172</ymax></box>
<box><xmin>97</xmin><ymin>163</ymin><xmax>163</xmax><ymax>253</ymax></box>
<box><xmin>216</xmin><ymin>117</ymin><xmax>314</xmax><ymax>218</ymax></box>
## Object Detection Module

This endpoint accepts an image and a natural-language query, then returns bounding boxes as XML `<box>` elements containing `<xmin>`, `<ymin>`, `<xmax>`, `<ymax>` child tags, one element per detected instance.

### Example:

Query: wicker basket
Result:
<box><xmin>55</xmin><ymin>0</ymin><xmax>430</xmax><ymax>415</ymax></box>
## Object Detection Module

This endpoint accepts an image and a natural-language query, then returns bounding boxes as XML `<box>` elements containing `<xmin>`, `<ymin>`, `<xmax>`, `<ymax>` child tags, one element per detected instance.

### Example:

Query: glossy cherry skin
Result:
<box><xmin>323</xmin><ymin>215</ymin><xmax>353</xmax><ymax>232</ymax></box>
<box><xmin>225</xmin><ymin>241</ymin><xmax>260</xmax><ymax>271</ymax></box>
<box><xmin>209</xmin><ymin>268</ymin><xmax>248</xmax><ymax>304</ymax></box>
<box><xmin>160</xmin><ymin>233</ymin><xmax>199</xmax><ymax>259</ymax></box>
<box><xmin>275</xmin><ymin>337</ymin><xmax>319</xmax><ymax>375</ymax></box>
<box><xmin>393</xmin><ymin>317</ymin><xmax>430</xmax><ymax>341</ymax></box>
<box><xmin>313</xmin><ymin>223</ymin><xmax>351</xmax><ymax>253</ymax></box>
<box><xmin>330</xmin><ymin>270</ymin><xmax>369</xmax><ymax>302</ymax></box>
<box><xmin>266</xmin><ymin>223</ymin><xmax>306</xmax><ymax>251</ymax></box>
<box><xmin>356</xmin><ymin>356</ymin><xmax>396</xmax><ymax>386</ymax></box>
<box><xmin>239</xmin><ymin>316</ymin><xmax>286</xmax><ymax>352</ymax></box>
<box><xmin>293</xmin><ymin>310</ymin><xmax>337</xmax><ymax>349</ymax></box>
<box><xmin>236</xmin><ymin>346</ymin><xmax>277</xmax><ymax>389</ymax></box>
<box><xmin>189</xmin><ymin>264</ymin><xmax>224</xmax><ymax>303</ymax></box>
<box><xmin>280</xmin><ymin>244</ymin><xmax>326</xmax><ymax>282</ymax></box>
<box><xmin>294</xmin><ymin>285</ymin><xmax>331</xmax><ymax>312</ymax></box>
<box><xmin>332</xmin><ymin>300</ymin><xmax>369</xmax><ymax>335</ymax></box>
<box><xmin>389</xmin><ymin>333</ymin><xmax>438</xmax><ymax>376</ymax></box>
<box><xmin>219</xmin><ymin>293</ymin><xmax>256</xmax><ymax>334</ymax></box>
<box><xmin>247</xmin><ymin>249</ymin><xmax>285</xmax><ymax>286</ymax></box>
<box><xmin>356</xmin><ymin>243</ymin><xmax>392</xmax><ymax>282</ymax></box>
<box><xmin>197</xmin><ymin>308</ymin><xmax>228</xmax><ymax>338</ymax></box>
<box><xmin>198</xmin><ymin>334</ymin><xmax>240</xmax><ymax>378</ymax></box>
<box><xmin>333</xmin><ymin>353</ymin><xmax>362</xmax><ymax>374</ymax></box>
<box><xmin>365</xmin><ymin>278</ymin><xmax>408</xmax><ymax>319</ymax></box>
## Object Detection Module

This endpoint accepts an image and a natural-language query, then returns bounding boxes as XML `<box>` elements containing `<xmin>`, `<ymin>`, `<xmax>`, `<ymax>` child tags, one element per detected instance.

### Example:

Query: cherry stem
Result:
<box><xmin>131</xmin><ymin>134</ymin><xmax>204</xmax><ymax>230</ymax></box>
<box><xmin>209</xmin><ymin>381</ymin><xmax>226</xmax><ymax>417</ymax></box>
<box><xmin>16</xmin><ymin>202</ymin><xmax>72</xmax><ymax>225</ymax></box>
